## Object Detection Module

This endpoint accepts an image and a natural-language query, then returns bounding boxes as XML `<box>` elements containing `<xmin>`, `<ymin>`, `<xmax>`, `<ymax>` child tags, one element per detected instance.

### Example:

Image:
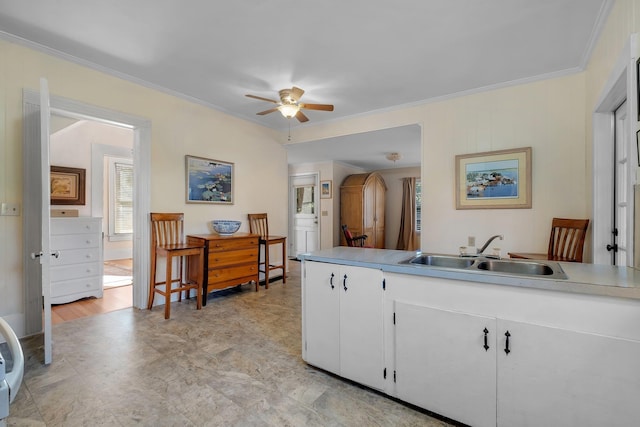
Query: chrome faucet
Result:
<box><xmin>478</xmin><ymin>234</ymin><xmax>503</xmax><ymax>255</ymax></box>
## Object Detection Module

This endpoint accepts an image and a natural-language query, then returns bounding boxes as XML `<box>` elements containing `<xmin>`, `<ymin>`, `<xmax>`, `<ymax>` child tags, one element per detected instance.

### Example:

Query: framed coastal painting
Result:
<box><xmin>50</xmin><ymin>166</ymin><xmax>86</xmax><ymax>205</ymax></box>
<box><xmin>185</xmin><ymin>155</ymin><xmax>234</xmax><ymax>204</ymax></box>
<box><xmin>455</xmin><ymin>147</ymin><xmax>532</xmax><ymax>209</ymax></box>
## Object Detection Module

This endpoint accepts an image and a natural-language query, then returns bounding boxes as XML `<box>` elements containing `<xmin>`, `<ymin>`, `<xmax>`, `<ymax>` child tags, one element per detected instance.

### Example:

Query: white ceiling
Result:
<box><xmin>0</xmin><ymin>0</ymin><xmax>610</xmax><ymax>169</ymax></box>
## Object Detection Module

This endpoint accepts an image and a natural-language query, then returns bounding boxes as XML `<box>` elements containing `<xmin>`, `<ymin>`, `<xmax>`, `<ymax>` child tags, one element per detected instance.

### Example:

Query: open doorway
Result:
<box><xmin>49</xmin><ymin>116</ymin><xmax>134</xmax><ymax>323</ymax></box>
<box><xmin>22</xmin><ymin>89</ymin><xmax>151</xmax><ymax>341</ymax></box>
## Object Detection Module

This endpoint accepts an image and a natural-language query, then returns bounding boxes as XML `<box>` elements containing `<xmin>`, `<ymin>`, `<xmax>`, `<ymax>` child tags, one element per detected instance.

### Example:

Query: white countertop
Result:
<box><xmin>299</xmin><ymin>247</ymin><xmax>640</xmax><ymax>300</ymax></box>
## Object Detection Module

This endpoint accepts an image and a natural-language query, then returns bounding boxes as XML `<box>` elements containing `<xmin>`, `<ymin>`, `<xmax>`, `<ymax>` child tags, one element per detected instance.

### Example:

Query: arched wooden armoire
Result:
<box><xmin>340</xmin><ymin>172</ymin><xmax>387</xmax><ymax>248</ymax></box>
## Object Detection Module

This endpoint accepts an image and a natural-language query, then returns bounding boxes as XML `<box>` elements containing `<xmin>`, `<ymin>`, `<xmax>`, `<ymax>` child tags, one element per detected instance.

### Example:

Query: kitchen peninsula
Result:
<box><xmin>300</xmin><ymin>247</ymin><xmax>640</xmax><ymax>427</ymax></box>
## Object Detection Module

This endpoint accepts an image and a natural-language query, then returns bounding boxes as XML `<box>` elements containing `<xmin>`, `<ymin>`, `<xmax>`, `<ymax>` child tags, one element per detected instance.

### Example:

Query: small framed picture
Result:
<box><xmin>320</xmin><ymin>180</ymin><xmax>332</xmax><ymax>199</ymax></box>
<box><xmin>50</xmin><ymin>166</ymin><xmax>86</xmax><ymax>205</ymax></box>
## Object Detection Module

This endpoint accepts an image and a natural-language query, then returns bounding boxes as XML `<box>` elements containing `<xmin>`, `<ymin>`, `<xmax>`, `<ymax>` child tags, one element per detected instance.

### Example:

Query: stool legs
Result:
<box><xmin>148</xmin><ymin>253</ymin><xmax>157</xmax><ymax>309</ymax></box>
<box><xmin>164</xmin><ymin>254</ymin><xmax>173</xmax><ymax>319</ymax></box>
<box><xmin>281</xmin><ymin>240</ymin><xmax>286</xmax><ymax>284</ymax></box>
<box><xmin>148</xmin><ymin>249</ymin><xmax>203</xmax><ymax>319</ymax></box>
<box><xmin>264</xmin><ymin>241</ymin><xmax>270</xmax><ymax>289</ymax></box>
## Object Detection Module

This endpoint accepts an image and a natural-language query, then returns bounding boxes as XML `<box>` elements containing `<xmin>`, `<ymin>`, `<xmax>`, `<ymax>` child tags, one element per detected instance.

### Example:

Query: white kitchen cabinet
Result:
<box><xmin>385</xmin><ymin>271</ymin><xmax>640</xmax><ymax>427</ymax></box>
<box><xmin>395</xmin><ymin>301</ymin><xmax>497</xmax><ymax>427</ymax></box>
<box><xmin>303</xmin><ymin>260</ymin><xmax>384</xmax><ymax>390</ymax></box>
<box><xmin>50</xmin><ymin>217</ymin><xmax>103</xmax><ymax>304</ymax></box>
<box><xmin>497</xmin><ymin>319</ymin><xmax>640</xmax><ymax>427</ymax></box>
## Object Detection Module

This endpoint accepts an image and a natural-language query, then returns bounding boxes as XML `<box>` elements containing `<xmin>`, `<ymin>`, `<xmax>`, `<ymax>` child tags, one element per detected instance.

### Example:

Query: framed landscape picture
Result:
<box><xmin>455</xmin><ymin>147</ymin><xmax>532</xmax><ymax>209</ymax></box>
<box><xmin>185</xmin><ymin>155</ymin><xmax>234</xmax><ymax>204</ymax></box>
<box><xmin>50</xmin><ymin>166</ymin><xmax>86</xmax><ymax>205</ymax></box>
<box><xmin>320</xmin><ymin>180</ymin><xmax>332</xmax><ymax>199</ymax></box>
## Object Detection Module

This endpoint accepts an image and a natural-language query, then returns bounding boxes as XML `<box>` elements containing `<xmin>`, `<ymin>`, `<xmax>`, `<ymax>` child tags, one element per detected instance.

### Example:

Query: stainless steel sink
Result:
<box><xmin>409</xmin><ymin>254</ymin><xmax>476</xmax><ymax>269</ymax></box>
<box><xmin>476</xmin><ymin>259</ymin><xmax>554</xmax><ymax>276</ymax></box>
<box><xmin>402</xmin><ymin>253</ymin><xmax>568</xmax><ymax>279</ymax></box>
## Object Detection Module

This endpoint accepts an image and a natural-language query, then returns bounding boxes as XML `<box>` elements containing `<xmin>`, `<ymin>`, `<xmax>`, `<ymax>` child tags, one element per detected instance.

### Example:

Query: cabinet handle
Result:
<box><xmin>343</xmin><ymin>274</ymin><xmax>348</xmax><ymax>291</ymax></box>
<box><xmin>329</xmin><ymin>273</ymin><xmax>335</xmax><ymax>289</ymax></box>
<box><xmin>483</xmin><ymin>328</ymin><xmax>489</xmax><ymax>351</ymax></box>
<box><xmin>504</xmin><ymin>331</ymin><xmax>511</xmax><ymax>355</ymax></box>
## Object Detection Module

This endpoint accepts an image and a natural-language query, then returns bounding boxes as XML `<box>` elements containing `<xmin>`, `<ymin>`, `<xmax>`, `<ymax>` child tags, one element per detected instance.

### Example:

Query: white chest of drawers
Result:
<box><xmin>50</xmin><ymin>217</ymin><xmax>103</xmax><ymax>304</ymax></box>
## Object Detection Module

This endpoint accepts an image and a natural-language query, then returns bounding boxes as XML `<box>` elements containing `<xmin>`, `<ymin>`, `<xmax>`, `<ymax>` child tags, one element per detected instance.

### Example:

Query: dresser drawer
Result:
<box><xmin>51</xmin><ymin>276</ymin><xmax>102</xmax><ymax>303</ymax></box>
<box><xmin>52</xmin><ymin>234</ymin><xmax>101</xmax><ymax>250</ymax></box>
<box><xmin>51</xmin><ymin>218</ymin><xmax>101</xmax><ymax>235</ymax></box>
<box><xmin>51</xmin><ymin>262</ymin><xmax>101</xmax><ymax>282</ymax></box>
<box><xmin>209</xmin><ymin>237</ymin><xmax>259</xmax><ymax>252</ymax></box>
<box><xmin>208</xmin><ymin>247</ymin><xmax>258</xmax><ymax>266</ymax></box>
<box><xmin>51</xmin><ymin>247</ymin><xmax>101</xmax><ymax>266</ymax></box>
<box><xmin>208</xmin><ymin>264</ymin><xmax>258</xmax><ymax>283</ymax></box>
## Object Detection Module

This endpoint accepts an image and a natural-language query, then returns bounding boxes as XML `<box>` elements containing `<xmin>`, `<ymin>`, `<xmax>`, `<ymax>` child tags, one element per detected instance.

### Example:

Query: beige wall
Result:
<box><xmin>291</xmin><ymin>73</ymin><xmax>588</xmax><ymax>256</ymax></box>
<box><xmin>0</xmin><ymin>39</ymin><xmax>286</xmax><ymax>326</ymax></box>
<box><xmin>378</xmin><ymin>167</ymin><xmax>421</xmax><ymax>250</ymax></box>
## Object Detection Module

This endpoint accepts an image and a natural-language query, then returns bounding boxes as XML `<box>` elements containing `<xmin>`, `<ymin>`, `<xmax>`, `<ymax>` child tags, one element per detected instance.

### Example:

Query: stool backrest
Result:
<box><xmin>248</xmin><ymin>213</ymin><xmax>269</xmax><ymax>239</ymax></box>
<box><xmin>547</xmin><ymin>217</ymin><xmax>589</xmax><ymax>262</ymax></box>
<box><xmin>150</xmin><ymin>212</ymin><xmax>184</xmax><ymax>247</ymax></box>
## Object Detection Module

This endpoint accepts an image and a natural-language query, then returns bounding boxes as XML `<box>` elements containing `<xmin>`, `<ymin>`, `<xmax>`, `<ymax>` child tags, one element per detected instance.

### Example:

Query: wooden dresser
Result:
<box><xmin>50</xmin><ymin>217</ymin><xmax>103</xmax><ymax>304</ymax></box>
<box><xmin>187</xmin><ymin>232</ymin><xmax>259</xmax><ymax>305</ymax></box>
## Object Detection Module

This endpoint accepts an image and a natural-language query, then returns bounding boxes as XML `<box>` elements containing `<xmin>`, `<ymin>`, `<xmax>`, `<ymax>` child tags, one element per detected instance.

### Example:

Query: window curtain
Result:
<box><xmin>396</xmin><ymin>177</ymin><xmax>418</xmax><ymax>251</ymax></box>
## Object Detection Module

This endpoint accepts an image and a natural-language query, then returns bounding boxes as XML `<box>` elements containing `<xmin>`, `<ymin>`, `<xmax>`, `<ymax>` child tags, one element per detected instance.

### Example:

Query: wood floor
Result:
<box><xmin>51</xmin><ymin>284</ymin><xmax>132</xmax><ymax>324</ymax></box>
<box><xmin>51</xmin><ymin>258</ymin><xmax>133</xmax><ymax>324</ymax></box>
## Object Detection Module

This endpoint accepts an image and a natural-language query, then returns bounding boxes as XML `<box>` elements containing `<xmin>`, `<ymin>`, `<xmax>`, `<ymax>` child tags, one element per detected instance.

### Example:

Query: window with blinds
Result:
<box><xmin>108</xmin><ymin>157</ymin><xmax>133</xmax><ymax>239</ymax></box>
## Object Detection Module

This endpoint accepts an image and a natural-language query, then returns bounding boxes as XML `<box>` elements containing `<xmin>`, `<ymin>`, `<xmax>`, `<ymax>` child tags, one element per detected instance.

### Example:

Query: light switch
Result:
<box><xmin>0</xmin><ymin>203</ymin><xmax>20</xmax><ymax>216</ymax></box>
<box><xmin>321</xmin><ymin>210</ymin><xmax>329</xmax><ymax>217</ymax></box>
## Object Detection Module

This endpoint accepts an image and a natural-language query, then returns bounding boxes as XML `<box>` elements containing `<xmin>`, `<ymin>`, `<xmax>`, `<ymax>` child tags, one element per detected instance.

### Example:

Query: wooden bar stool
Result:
<box><xmin>248</xmin><ymin>213</ymin><xmax>286</xmax><ymax>288</ymax></box>
<box><xmin>148</xmin><ymin>213</ymin><xmax>204</xmax><ymax>319</ymax></box>
<box><xmin>509</xmin><ymin>217</ymin><xmax>590</xmax><ymax>262</ymax></box>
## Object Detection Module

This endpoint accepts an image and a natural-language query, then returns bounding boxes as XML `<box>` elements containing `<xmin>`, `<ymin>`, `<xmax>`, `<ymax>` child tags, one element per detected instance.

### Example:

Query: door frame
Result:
<box><xmin>592</xmin><ymin>34</ymin><xmax>638</xmax><ymax>265</ymax></box>
<box><xmin>288</xmin><ymin>172</ymin><xmax>320</xmax><ymax>256</ymax></box>
<box><xmin>23</xmin><ymin>90</ymin><xmax>151</xmax><ymax>331</ymax></box>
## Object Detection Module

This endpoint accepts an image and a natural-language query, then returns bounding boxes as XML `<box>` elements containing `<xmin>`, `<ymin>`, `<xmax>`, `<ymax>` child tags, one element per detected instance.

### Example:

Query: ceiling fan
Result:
<box><xmin>245</xmin><ymin>86</ymin><xmax>334</xmax><ymax>122</ymax></box>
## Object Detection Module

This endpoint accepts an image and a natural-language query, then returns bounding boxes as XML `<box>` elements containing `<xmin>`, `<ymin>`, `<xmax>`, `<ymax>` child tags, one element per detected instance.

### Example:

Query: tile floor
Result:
<box><xmin>8</xmin><ymin>261</ymin><xmax>455</xmax><ymax>426</ymax></box>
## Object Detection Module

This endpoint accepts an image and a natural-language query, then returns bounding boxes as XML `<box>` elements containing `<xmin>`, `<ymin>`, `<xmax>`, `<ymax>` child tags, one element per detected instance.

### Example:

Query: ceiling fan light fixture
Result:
<box><xmin>386</xmin><ymin>152</ymin><xmax>402</xmax><ymax>162</ymax></box>
<box><xmin>278</xmin><ymin>103</ymin><xmax>300</xmax><ymax>118</ymax></box>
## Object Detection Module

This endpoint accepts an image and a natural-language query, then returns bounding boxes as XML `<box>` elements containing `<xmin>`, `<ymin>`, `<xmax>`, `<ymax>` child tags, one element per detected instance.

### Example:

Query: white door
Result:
<box><xmin>38</xmin><ymin>78</ymin><xmax>53</xmax><ymax>364</ymax></box>
<box><xmin>612</xmin><ymin>100</ymin><xmax>631</xmax><ymax>265</ymax></box>
<box><xmin>339</xmin><ymin>265</ymin><xmax>384</xmax><ymax>390</ymax></box>
<box><xmin>497</xmin><ymin>318</ymin><xmax>640</xmax><ymax>426</ymax></box>
<box><xmin>395</xmin><ymin>302</ymin><xmax>497</xmax><ymax>427</ymax></box>
<box><xmin>291</xmin><ymin>174</ymin><xmax>319</xmax><ymax>256</ymax></box>
<box><xmin>302</xmin><ymin>261</ymin><xmax>340</xmax><ymax>374</ymax></box>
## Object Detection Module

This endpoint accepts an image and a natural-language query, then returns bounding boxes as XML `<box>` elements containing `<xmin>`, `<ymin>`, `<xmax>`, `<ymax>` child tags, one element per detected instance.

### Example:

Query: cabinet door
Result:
<box><xmin>395</xmin><ymin>301</ymin><xmax>497</xmax><ymax>427</ymax></box>
<box><xmin>339</xmin><ymin>265</ymin><xmax>384</xmax><ymax>390</ymax></box>
<box><xmin>302</xmin><ymin>261</ymin><xmax>340</xmax><ymax>374</ymax></box>
<box><xmin>497</xmin><ymin>319</ymin><xmax>640</xmax><ymax>427</ymax></box>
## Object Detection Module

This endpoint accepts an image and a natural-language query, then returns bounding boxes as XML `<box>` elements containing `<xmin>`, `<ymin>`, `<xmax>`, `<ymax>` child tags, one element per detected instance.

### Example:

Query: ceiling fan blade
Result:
<box><xmin>256</xmin><ymin>107</ymin><xmax>279</xmax><ymax>115</ymax></box>
<box><xmin>291</xmin><ymin>86</ymin><xmax>305</xmax><ymax>100</ymax></box>
<box><xmin>300</xmin><ymin>103</ymin><xmax>334</xmax><ymax>112</ymax></box>
<box><xmin>295</xmin><ymin>110</ymin><xmax>309</xmax><ymax>122</ymax></box>
<box><xmin>246</xmin><ymin>94</ymin><xmax>279</xmax><ymax>104</ymax></box>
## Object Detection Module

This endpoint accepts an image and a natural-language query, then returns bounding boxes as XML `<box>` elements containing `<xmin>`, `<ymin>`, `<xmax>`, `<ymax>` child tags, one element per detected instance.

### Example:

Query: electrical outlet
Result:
<box><xmin>0</xmin><ymin>203</ymin><xmax>20</xmax><ymax>216</ymax></box>
<box><xmin>468</xmin><ymin>236</ymin><xmax>476</xmax><ymax>247</ymax></box>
